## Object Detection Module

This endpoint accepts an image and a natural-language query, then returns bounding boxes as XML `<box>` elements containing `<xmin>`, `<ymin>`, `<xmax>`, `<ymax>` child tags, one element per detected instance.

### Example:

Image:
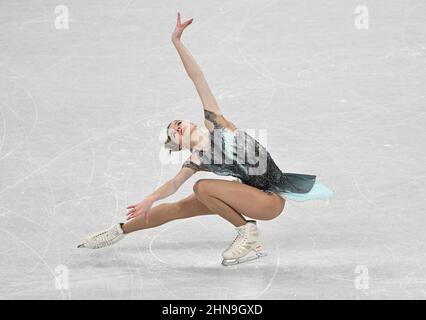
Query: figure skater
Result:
<box><xmin>78</xmin><ymin>13</ymin><xmax>335</xmax><ymax>266</ymax></box>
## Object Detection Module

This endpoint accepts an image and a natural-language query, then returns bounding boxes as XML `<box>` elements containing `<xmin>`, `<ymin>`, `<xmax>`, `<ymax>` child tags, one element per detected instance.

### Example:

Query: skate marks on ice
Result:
<box><xmin>0</xmin><ymin>0</ymin><xmax>426</xmax><ymax>299</ymax></box>
<box><xmin>148</xmin><ymin>219</ymin><xmax>267</xmax><ymax>266</ymax></box>
<box><xmin>146</xmin><ymin>218</ymin><xmax>281</xmax><ymax>299</ymax></box>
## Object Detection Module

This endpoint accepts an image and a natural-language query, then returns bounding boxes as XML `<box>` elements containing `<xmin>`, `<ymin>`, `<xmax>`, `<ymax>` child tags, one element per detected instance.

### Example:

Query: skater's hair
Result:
<box><xmin>164</xmin><ymin>120</ymin><xmax>182</xmax><ymax>155</ymax></box>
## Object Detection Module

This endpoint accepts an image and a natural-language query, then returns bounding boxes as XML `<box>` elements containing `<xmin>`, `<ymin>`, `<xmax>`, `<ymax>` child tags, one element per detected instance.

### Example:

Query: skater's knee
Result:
<box><xmin>262</xmin><ymin>197</ymin><xmax>286</xmax><ymax>220</ymax></box>
<box><xmin>269</xmin><ymin>193</ymin><xmax>285</xmax><ymax>215</ymax></box>
<box><xmin>262</xmin><ymin>211</ymin><xmax>282</xmax><ymax>221</ymax></box>
<box><xmin>193</xmin><ymin>178</ymin><xmax>210</xmax><ymax>196</ymax></box>
<box><xmin>275</xmin><ymin>197</ymin><xmax>286</xmax><ymax>217</ymax></box>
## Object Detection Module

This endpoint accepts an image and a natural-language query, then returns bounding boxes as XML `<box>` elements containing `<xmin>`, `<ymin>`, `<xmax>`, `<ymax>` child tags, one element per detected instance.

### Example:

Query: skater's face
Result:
<box><xmin>167</xmin><ymin>119</ymin><xmax>196</xmax><ymax>150</ymax></box>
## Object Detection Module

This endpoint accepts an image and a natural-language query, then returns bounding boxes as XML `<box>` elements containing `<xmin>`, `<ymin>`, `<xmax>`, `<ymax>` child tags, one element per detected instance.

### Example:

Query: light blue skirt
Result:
<box><xmin>278</xmin><ymin>181</ymin><xmax>335</xmax><ymax>202</ymax></box>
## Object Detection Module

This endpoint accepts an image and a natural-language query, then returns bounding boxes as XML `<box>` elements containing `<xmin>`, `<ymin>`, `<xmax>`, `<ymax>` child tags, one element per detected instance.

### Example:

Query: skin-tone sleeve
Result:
<box><xmin>204</xmin><ymin>109</ymin><xmax>237</xmax><ymax>132</ymax></box>
<box><xmin>182</xmin><ymin>159</ymin><xmax>200</xmax><ymax>171</ymax></box>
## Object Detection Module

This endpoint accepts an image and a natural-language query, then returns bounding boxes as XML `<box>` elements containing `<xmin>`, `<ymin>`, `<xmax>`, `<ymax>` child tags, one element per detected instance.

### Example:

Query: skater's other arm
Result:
<box><xmin>126</xmin><ymin>167</ymin><xmax>194</xmax><ymax>221</ymax></box>
<box><xmin>147</xmin><ymin>167</ymin><xmax>195</xmax><ymax>202</ymax></box>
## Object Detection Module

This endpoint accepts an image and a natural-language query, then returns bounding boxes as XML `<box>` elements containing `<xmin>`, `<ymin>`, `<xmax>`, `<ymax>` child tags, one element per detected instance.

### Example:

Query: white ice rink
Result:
<box><xmin>0</xmin><ymin>0</ymin><xmax>425</xmax><ymax>299</ymax></box>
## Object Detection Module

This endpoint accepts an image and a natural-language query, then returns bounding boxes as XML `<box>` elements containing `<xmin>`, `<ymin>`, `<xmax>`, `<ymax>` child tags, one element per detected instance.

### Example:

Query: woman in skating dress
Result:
<box><xmin>78</xmin><ymin>13</ymin><xmax>334</xmax><ymax>266</ymax></box>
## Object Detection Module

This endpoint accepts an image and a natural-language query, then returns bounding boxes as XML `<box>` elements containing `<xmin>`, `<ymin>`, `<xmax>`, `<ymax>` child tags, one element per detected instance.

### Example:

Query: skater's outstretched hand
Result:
<box><xmin>126</xmin><ymin>198</ymin><xmax>154</xmax><ymax>223</ymax></box>
<box><xmin>172</xmin><ymin>12</ymin><xmax>193</xmax><ymax>42</ymax></box>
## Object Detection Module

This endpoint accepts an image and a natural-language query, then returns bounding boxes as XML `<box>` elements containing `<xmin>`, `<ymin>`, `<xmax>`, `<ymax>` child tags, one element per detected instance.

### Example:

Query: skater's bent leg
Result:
<box><xmin>193</xmin><ymin>180</ymin><xmax>248</xmax><ymax>227</ymax></box>
<box><xmin>122</xmin><ymin>193</ymin><xmax>214</xmax><ymax>234</ymax></box>
<box><xmin>193</xmin><ymin>179</ymin><xmax>285</xmax><ymax>225</ymax></box>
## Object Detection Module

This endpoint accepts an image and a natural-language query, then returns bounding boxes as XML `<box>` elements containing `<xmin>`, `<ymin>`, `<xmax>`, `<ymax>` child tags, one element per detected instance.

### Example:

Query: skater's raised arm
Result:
<box><xmin>171</xmin><ymin>13</ymin><xmax>222</xmax><ymax>116</ymax></box>
<box><xmin>171</xmin><ymin>13</ymin><xmax>200</xmax><ymax>80</ymax></box>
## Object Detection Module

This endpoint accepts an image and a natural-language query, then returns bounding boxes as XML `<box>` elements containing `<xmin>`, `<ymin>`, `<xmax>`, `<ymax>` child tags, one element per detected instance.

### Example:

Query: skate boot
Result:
<box><xmin>221</xmin><ymin>220</ymin><xmax>267</xmax><ymax>266</ymax></box>
<box><xmin>78</xmin><ymin>223</ymin><xmax>125</xmax><ymax>249</ymax></box>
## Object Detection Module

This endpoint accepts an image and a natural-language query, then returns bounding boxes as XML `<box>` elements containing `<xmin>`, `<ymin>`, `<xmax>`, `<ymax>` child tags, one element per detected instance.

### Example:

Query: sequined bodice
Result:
<box><xmin>181</xmin><ymin>109</ymin><xmax>316</xmax><ymax>194</ymax></box>
<box><xmin>197</xmin><ymin>127</ymin><xmax>286</xmax><ymax>191</ymax></box>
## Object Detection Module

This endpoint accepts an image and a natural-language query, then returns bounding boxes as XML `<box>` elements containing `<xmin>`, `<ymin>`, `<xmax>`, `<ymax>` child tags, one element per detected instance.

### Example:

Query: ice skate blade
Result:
<box><xmin>77</xmin><ymin>243</ymin><xmax>95</xmax><ymax>249</ymax></box>
<box><xmin>77</xmin><ymin>244</ymin><xmax>102</xmax><ymax>249</ymax></box>
<box><xmin>221</xmin><ymin>252</ymin><xmax>267</xmax><ymax>267</ymax></box>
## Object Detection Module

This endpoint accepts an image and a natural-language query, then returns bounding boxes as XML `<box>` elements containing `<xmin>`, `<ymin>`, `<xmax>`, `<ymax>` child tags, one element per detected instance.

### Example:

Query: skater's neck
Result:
<box><xmin>190</xmin><ymin>129</ymin><xmax>210</xmax><ymax>153</ymax></box>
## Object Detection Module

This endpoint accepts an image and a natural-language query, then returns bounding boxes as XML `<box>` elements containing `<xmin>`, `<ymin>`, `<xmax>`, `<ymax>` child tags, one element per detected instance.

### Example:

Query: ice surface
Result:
<box><xmin>0</xmin><ymin>0</ymin><xmax>425</xmax><ymax>299</ymax></box>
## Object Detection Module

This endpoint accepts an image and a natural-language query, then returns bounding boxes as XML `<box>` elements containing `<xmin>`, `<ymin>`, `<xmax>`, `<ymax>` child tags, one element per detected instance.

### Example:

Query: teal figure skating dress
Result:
<box><xmin>182</xmin><ymin>109</ymin><xmax>335</xmax><ymax>202</ymax></box>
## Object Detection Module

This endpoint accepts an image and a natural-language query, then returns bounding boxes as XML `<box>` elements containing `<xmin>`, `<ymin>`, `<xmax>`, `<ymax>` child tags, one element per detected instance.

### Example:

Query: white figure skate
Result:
<box><xmin>222</xmin><ymin>220</ymin><xmax>267</xmax><ymax>266</ymax></box>
<box><xmin>78</xmin><ymin>223</ymin><xmax>125</xmax><ymax>249</ymax></box>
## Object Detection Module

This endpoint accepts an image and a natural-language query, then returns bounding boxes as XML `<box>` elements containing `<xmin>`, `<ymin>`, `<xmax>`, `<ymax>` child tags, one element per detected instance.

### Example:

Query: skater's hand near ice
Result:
<box><xmin>172</xmin><ymin>12</ymin><xmax>193</xmax><ymax>42</ymax></box>
<box><xmin>126</xmin><ymin>198</ymin><xmax>154</xmax><ymax>223</ymax></box>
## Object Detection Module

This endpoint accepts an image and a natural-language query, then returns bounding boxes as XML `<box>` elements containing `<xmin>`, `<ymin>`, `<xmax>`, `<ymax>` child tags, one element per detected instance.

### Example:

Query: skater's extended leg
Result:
<box><xmin>78</xmin><ymin>193</ymin><xmax>214</xmax><ymax>249</ymax></box>
<box><xmin>122</xmin><ymin>193</ymin><xmax>214</xmax><ymax>234</ymax></box>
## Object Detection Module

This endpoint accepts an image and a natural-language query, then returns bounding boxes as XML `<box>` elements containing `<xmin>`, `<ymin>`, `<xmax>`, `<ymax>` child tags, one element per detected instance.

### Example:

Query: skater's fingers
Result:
<box><xmin>184</xmin><ymin>18</ymin><xmax>193</xmax><ymax>27</ymax></box>
<box><xmin>127</xmin><ymin>209</ymin><xmax>138</xmax><ymax>217</ymax></box>
<box><xmin>126</xmin><ymin>204</ymin><xmax>135</xmax><ymax>209</ymax></box>
<box><xmin>128</xmin><ymin>207</ymin><xmax>139</xmax><ymax>214</ymax></box>
<box><xmin>131</xmin><ymin>211</ymin><xmax>138</xmax><ymax>217</ymax></box>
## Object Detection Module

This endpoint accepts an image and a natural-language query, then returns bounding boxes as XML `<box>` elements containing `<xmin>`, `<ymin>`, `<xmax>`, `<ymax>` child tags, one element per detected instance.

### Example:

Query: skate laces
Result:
<box><xmin>225</xmin><ymin>222</ymin><xmax>258</xmax><ymax>252</ymax></box>
<box><xmin>89</xmin><ymin>225</ymin><xmax>121</xmax><ymax>248</ymax></box>
<box><xmin>229</xmin><ymin>226</ymin><xmax>248</xmax><ymax>248</ymax></box>
<box><xmin>228</xmin><ymin>233</ymin><xmax>242</xmax><ymax>249</ymax></box>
